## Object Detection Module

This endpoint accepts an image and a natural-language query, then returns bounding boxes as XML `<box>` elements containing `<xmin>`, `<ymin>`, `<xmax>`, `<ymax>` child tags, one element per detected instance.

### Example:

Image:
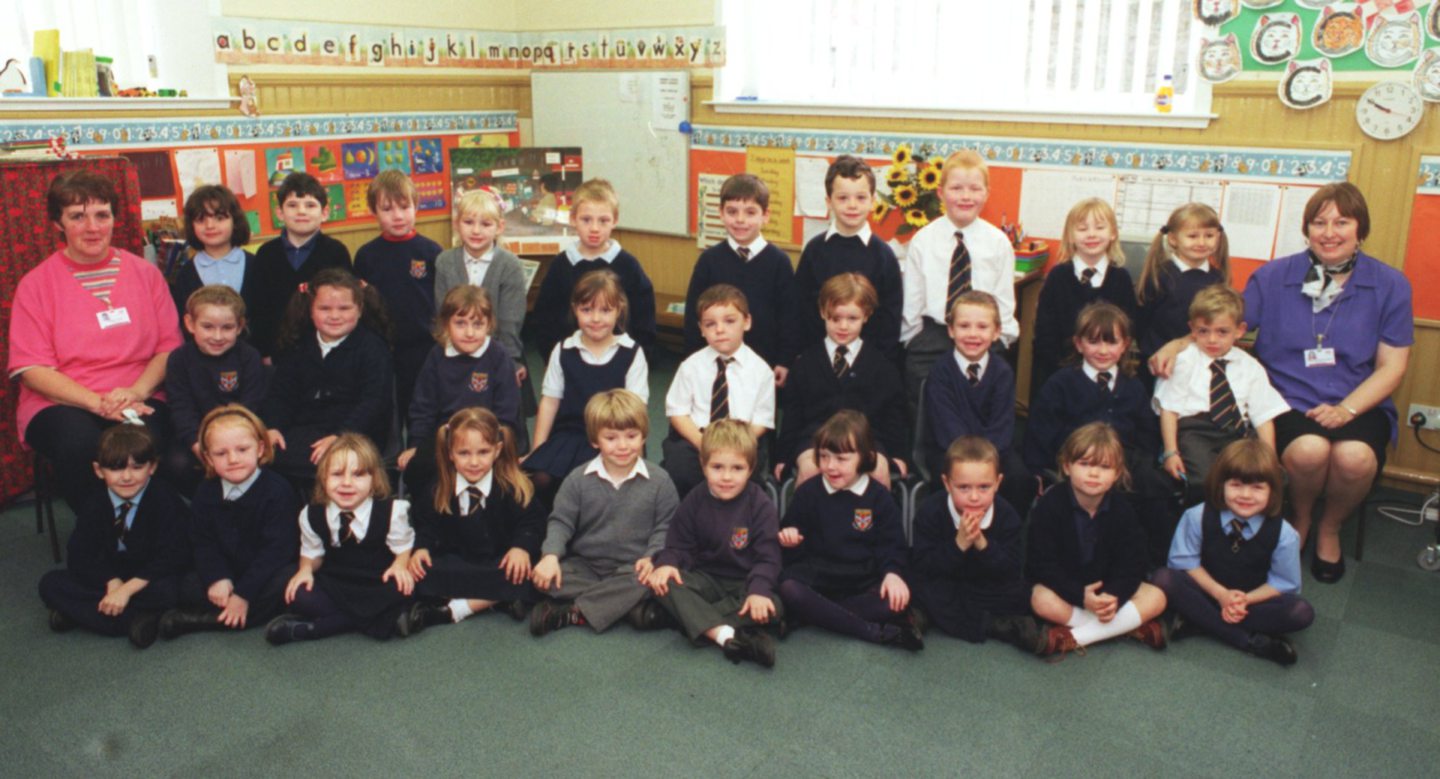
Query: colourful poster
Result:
<box><xmin>264</xmin><ymin>146</ymin><xmax>304</xmax><ymax>187</ymax></box>
<box><xmin>305</xmin><ymin>143</ymin><xmax>342</xmax><ymax>182</ymax></box>
<box><xmin>415</xmin><ymin>177</ymin><xmax>448</xmax><ymax>211</ymax></box>
<box><xmin>342</xmin><ymin>142</ymin><xmax>378</xmax><ymax>180</ymax></box>
<box><xmin>325</xmin><ymin>184</ymin><xmax>346</xmax><ymax>221</ymax></box>
<box><xmin>377</xmin><ymin>140</ymin><xmax>410</xmax><ymax>174</ymax></box>
<box><xmin>411</xmin><ymin>138</ymin><xmax>443</xmax><ymax>174</ymax></box>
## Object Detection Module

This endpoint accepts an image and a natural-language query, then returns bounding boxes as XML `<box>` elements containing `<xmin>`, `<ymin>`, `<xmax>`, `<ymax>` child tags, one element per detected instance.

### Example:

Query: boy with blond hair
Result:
<box><xmin>901</xmin><ymin>150</ymin><xmax>1018</xmax><ymax>409</ymax></box>
<box><xmin>531</xmin><ymin>179</ymin><xmax>657</xmax><ymax>360</ymax></box>
<box><xmin>530</xmin><ymin>389</ymin><xmax>679</xmax><ymax>635</ymax></box>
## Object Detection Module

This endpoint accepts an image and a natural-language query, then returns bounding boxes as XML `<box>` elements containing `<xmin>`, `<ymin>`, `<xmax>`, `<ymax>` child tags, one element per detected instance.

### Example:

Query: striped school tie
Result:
<box><xmin>946</xmin><ymin>231</ymin><xmax>972</xmax><ymax>316</ymax></box>
<box><xmin>465</xmin><ymin>485</ymin><xmax>485</xmax><ymax>514</ymax></box>
<box><xmin>113</xmin><ymin>501</ymin><xmax>132</xmax><ymax>545</ymax></box>
<box><xmin>1209</xmin><ymin>359</ymin><xmax>1243</xmax><ymax>433</ymax></box>
<box><xmin>1228</xmin><ymin>518</ymin><xmax>1246</xmax><ymax>552</ymax></box>
<box><xmin>710</xmin><ymin>356</ymin><xmax>733</xmax><ymax>423</ymax></box>
<box><xmin>339</xmin><ymin>511</ymin><xmax>358</xmax><ymax>545</ymax></box>
<box><xmin>832</xmin><ymin>344</ymin><xmax>849</xmax><ymax>378</ymax></box>
<box><xmin>737</xmin><ymin>245</ymin><xmax>751</xmax><ymax>260</ymax></box>
<box><xmin>966</xmin><ymin>362</ymin><xmax>981</xmax><ymax>387</ymax></box>
<box><xmin>1080</xmin><ymin>267</ymin><xmax>1097</xmax><ymax>286</ymax></box>
<box><xmin>1096</xmin><ymin>371</ymin><xmax>1112</xmax><ymax>398</ymax></box>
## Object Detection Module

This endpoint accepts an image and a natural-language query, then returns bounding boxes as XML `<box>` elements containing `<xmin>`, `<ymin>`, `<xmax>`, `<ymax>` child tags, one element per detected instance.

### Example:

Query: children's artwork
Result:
<box><xmin>448</xmin><ymin>146</ymin><xmax>583</xmax><ymax>238</ymax></box>
<box><xmin>243</xmin><ymin>209</ymin><xmax>260</xmax><ymax>235</ymax></box>
<box><xmin>410</xmin><ymin>138</ymin><xmax>443</xmax><ymax>174</ymax></box>
<box><xmin>343</xmin><ymin>181</ymin><xmax>370</xmax><ymax>216</ymax></box>
<box><xmin>325</xmin><ymin>184</ymin><xmax>346</xmax><ymax>221</ymax></box>
<box><xmin>414</xmin><ymin>177</ymin><xmax>448</xmax><ymax>211</ymax></box>
<box><xmin>1366</xmin><ymin>11</ymin><xmax>1422</xmax><ymax>67</ymax></box>
<box><xmin>1199</xmin><ymin>34</ymin><xmax>1243</xmax><ymax>83</ymax></box>
<box><xmin>1279</xmin><ymin>58</ymin><xmax>1332</xmax><ymax>109</ymax></box>
<box><xmin>237</xmin><ymin>75</ymin><xmax>259</xmax><ymax>117</ymax></box>
<box><xmin>1313</xmin><ymin>6</ymin><xmax>1365</xmax><ymax>58</ymax></box>
<box><xmin>223</xmin><ymin>148</ymin><xmax>258</xmax><ymax>198</ymax></box>
<box><xmin>121</xmin><ymin>150</ymin><xmax>177</xmax><ymax>199</ymax></box>
<box><xmin>342</xmin><ymin>142</ymin><xmax>378</xmax><ymax>180</ymax></box>
<box><xmin>1194</xmin><ymin>0</ymin><xmax>1238</xmax><ymax>27</ymax></box>
<box><xmin>1296</xmin><ymin>0</ymin><xmax>1332</xmax><ymax>7</ymax></box>
<box><xmin>377</xmin><ymin>140</ymin><xmax>410</xmax><ymax>174</ymax></box>
<box><xmin>1413</xmin><ymin>48</ymin><xmax>1440</xmax><ymax>101</ymax></box>
<box><xmin>304</xmin><ymin>143</ymin><xmax>342</xmax><ymax>183</ymax></box>
<box><xmin>264</xmin><ymin>147</ymin><xmax>304</xmax><ymax>188</ymax></box>
<box><xmin>174</xmin><ymin>147</ymin><xmax>223</xmax><ymax>202</ymax></box>
<box><xmin>1240</xmin><ymin>0</ymin><xmax>1284</xmax><ymax>8</ymax></box>
<box><xmin>1251</xmin><ymin>14</ymin><xmax>1302</xmax><ymax>65</ymax></box>
<box><xmin>1428</xmin><ymin>2</ymin><xmax>1440</xmax><ymax>42</ymax></box>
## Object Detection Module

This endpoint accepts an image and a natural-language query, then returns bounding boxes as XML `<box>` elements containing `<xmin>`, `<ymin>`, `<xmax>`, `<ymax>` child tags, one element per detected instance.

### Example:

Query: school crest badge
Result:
<box><xmin>730</xmin><ymin>527</ymin><xmax>749</xmax><ymax>550</ymax></box>
<box><xmin>852</xmin><ymin>509</ymin><xmax>873</xmax><ymax>532</ymax></box>
<box><xmin>410</xmin><ymin>259</ymin><xmax>428</xmax><ymax>279</ymax></box>
<box><xmin>469</xmin><ymin>371</ymin><xmax>489</xmax><ymax>393</ymax></box>
<box><xmin>218</xmin><ymin>371</ymin><xmax>238</xmax><ymax>392</ymax></box>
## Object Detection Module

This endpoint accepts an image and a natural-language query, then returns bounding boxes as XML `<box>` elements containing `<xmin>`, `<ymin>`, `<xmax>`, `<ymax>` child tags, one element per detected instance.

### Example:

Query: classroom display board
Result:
<box><xmin>0</xmin><ymin>111</ymin><xmax>520</xmax><ymax>243</ymax></box>
<box><xmin>532</xmin><ymin>71</ymin><xmax>690</xmax><ymax>236</ymax></box>
<box><xmin>689</xmin><ymin>124</ymin><xmax>1350</xmax><ymax>289</ymax></box>
<box><xmin>448</xmin><ymin>146</ymin><xmax>583</xmax><ymax>255</ymax></box>
<box><xmin>1403</xmin><ymin>155</ymin><xmax>1440</xmax><ymax>321</ymax></box>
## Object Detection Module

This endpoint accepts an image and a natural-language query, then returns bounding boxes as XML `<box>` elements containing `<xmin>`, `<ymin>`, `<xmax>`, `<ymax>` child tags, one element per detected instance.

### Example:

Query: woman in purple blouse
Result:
<box><xmin>1156</xmin><ymin>183</ymin><xmax>1412</xmax><ymax>584</ymax></box>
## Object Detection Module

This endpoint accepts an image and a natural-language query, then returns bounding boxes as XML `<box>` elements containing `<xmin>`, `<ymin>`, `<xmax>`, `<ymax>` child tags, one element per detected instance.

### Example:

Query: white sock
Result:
<box><xmin>713</xmin><ymin>625</ymin><xmax>736</xmax><ymax>646</ymax></box>
<box><xmin>448</xmin><ymin>599</ymin><xmax>473</xmax><ymax>623</ymax></box>
<box><xmin>1066</xmin><ymin>609</ymin><xmax>1097</xmax><ymax>629</ymax></box>
<box><xmin>1071</xmin><ymin>602</ymin><xmax>1142</xmax><ymax>647</ymax></box>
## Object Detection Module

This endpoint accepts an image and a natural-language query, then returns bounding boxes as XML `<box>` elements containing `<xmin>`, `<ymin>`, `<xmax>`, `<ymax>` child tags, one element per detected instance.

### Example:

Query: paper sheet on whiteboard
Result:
<box><xmin>1019</xmin><ymin>170</ymin><xmax>1118</xmax><ymax>239</ymax></box>
<box><xmin>696</xmin><ymin>173</ymin><xmax>729</xmax><ymax>249</ymax></box>
<box><xmin>795</xmin><ymin>157</ymin><xmax>831</xmax><ymax>218</ymax></box>
<box><xmin>1220</xmin><ymin>184</ymin><xmax>1281</xmax><ymax>260</ymax></box>
<box><xmin>175</xmin><ymin>148</ymin><xmax>222</xmax><ymax>203</ymax></box>
<box><xmin>1274</xmin><ymin>185</ymin><xmax>1319</xmax><ymax>260</ymax></box>
<box><xmin>1115</xmin><ymin>176</ymin><xmax>1222</xmax><ymax>240</ymax></box>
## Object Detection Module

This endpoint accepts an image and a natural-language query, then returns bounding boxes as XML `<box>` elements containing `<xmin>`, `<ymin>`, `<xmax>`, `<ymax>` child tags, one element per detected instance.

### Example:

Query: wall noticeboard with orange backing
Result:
<box><xmin>1404</xmin><ymin>157</ymin><xmax>1440</xmax><ymax>322</ymax></box>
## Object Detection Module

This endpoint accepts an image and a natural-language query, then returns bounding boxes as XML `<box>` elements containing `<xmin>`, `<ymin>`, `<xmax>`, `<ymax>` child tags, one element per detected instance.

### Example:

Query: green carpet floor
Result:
<box><xmin>4</xmin><ymin>349</ymin><xmax>1439</xmax><ymax>776</ymax></box>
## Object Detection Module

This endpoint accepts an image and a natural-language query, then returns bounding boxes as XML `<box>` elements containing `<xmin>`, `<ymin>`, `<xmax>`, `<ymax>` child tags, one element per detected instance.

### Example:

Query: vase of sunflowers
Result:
<box><xmin>874</xmin><ymin>144</ymin><xmax>945</xmax><ymax>242</ymax></box>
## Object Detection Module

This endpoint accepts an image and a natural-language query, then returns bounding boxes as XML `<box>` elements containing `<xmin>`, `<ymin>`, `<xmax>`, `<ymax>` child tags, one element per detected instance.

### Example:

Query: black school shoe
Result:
<box><xmin>393</xmin><ymin>602</ymin><xmax>430</xmax><ymax>638</ymax></box>
<box><xmin>626</xmin><ymin>600</ymin><xmax>676</xmax><ymax>631</ymax></box>
<box><xmin>128</xmin><ymin>611</ymin><xmax>161</xmax><ymax>649</ymax></box>
<box><xmin>1311</xmin><ymin>552</ymin><xmax>1346</xmax><ymax>584</ymax></box>
<box><xmin>158</xmin><ymin>608</ymin><xmax>221</xmax><ymax>639</ymax></box>
<box><xmin>48</xmin><ymin>609</ymin><xmax>75</xmax><ymax>633</ymax></box>
<box><xmin>722</xmin><ymin>629</ymin><xmax>777</xmax><ymax>668</ymax></box>
<box><xmin>265</xmin><ymin>614</ymin><xmax>317</xmax><ymax>646</ymax></box>
<box><xmin>1247</xmin><ymin>633</ymin><xmax>1298</xmax><ymax>666</ymax></box>
<box><xmin>986</xmin><ymin>614</ymin><xmax>1045</xmax><ymax>654</ymax></box>
<box><xmin>414</xmin><ymin>602</ymin><xmax>454</xmax><ymax>628</ymax></box>
<box><xmin>880</xmin><ymin>618</ymin><xmax>925</xmax><ymax>652</ymax></box>
<box><xmin>499</xmin><ymin>600</ymin><xmax>530</xmax><ymax>622</ymax></box>
<box><xmin>529</xmin><ymin>599</ymin><xmax>584</xmax><ymax>637</ymax></box>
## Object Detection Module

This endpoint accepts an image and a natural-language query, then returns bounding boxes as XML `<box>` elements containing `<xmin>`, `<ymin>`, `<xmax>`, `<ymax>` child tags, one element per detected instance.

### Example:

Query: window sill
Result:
<box><xmin>708</xmin><ymin>100</ymin><xmax>1215</xmax><ymax>130</ymax></box>
<box><xmin>0</xmin><ymin>97</ymin><xmax>238</xmax><ymax>112</ymax></box>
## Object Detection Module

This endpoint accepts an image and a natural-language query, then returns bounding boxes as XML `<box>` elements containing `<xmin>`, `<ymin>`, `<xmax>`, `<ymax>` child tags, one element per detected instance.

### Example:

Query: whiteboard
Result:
<box><xmin>531</xmin><ymin>71</ymin><xmax>690</xmax><ymax>236</ymax></box>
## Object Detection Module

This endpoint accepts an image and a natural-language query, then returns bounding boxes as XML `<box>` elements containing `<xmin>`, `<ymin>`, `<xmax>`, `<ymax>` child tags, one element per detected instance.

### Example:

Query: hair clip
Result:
<box><xmin>298</xmin><ymin>282</ymin><xmax>309</xmax><ymax>294</ymax></box>
<box><xmin>1159</xmin><ymin>225</ymin><xmax>1170</xmax><ymax>234</ymax></box>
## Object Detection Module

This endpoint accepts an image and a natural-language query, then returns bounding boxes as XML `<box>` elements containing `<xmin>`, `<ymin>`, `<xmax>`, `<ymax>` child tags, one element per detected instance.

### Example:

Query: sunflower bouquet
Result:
<box><xmin>874</xmin><ymin>144</ymin><xmax>945</xmax><ymax>238</ymax></box>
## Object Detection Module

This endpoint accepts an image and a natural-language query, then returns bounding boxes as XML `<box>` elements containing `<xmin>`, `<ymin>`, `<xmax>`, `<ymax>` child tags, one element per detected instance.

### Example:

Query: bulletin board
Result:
<box><xmin>532</xmin><ymin>71</ymin><xmax>690</xmax><ymax>236</ymax></box>
<box><xmin>689</xmin><ymin>124</ymin><xmax>1351</xmax><ymax>290</ymax></box>
<box><xmin>0</xmin><ymin>111</ymin><xmax>520</xmax><ymax>243</ymax></box>
<box><xmin>1403</xmin><ymin>155</ymin><xmax>1440</xmax><ymax>321</ymax></box>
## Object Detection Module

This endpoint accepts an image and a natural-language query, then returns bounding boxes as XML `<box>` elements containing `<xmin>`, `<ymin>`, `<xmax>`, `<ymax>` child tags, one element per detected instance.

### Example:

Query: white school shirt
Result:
<box><xmin>316</xmin><ymin>331</ymin><xmax>350</xmax><ymax>358</ymax></box>
<box><xmin>728</xmin><ymin>235</ymin><xmax>769</xmax><ymax>259</ymax></box>
<box><xmin>584</xmin><ymin>455</ymin><xmax>650</xmax><ymax>490</ymax></box>
<box><xmin>1152</xmin><ymin>343</ymin><xmax>1290</xmax><ymax>426</ymax></box>
<box><xmin>445</xmin><ymin>337</ymin><xmax>491</xmax><ymax>359</ymax></box>
<box><xmin>540</xmin><ymin>331</ymin><xmax>649</xmax><ymax>401</ymax></box>
<box><xmin>464</xmin><ymin>246</ymin><xmax>495</xmax><ymax>286</ymax></box>
<box><xmin>454</xmin><ymin>471</ymin><xmax>494</xmax><ymax>513</ymax></box>
<box><xmin>1074</xmin><ymin>258</ymin><xmax>1110</xmax><ymax>288</ymax></box>
<box><xmin>901</xmin><ymin>215</ymin><xmax>1018</xmax><ymax>346</ymax></box>
<box><xmin>564</xmin><ymin>239</ymin><xmax>623</xmax><ymax>265</ymax></box>
<box><xmin>824</xmin><ymin>221</ymin><xmax>874</xmax><ymax>244</ymax></box>
<box><xmin>666</xmin><ymin>343</ymin><xmax>776</xmax><ymax>430</ymax></box>
<box><xmin>1171</xmin><ymin>256</ymin><xmax>1211</xmax><ymax>274</ymax></box>
<box><xmin>824</xmin><ymin>336</ymin><xmax>864</xmax><ymax>365</ymax></box>
<box><xmin>951</xmin><ymin>349</ymin><xmax>991</xmax><ymax>382</ymax></box>
<box><xmin>1081</xmin><ymin>361</ymin><xmax>1118</xmax><ymax>393</ymax></box>
<box><xmin>298</xmin><ymin>498</ymin><xmax>414</xmax><ymax>559</ymax></box>
<box><xmin>948</xmin><ymin>499</ymin><xmax>995</xmax><ymax>531</ymax></box>
<box><xmin>822</xmin><ymin>473</ymin><xmax>870</xmax><ymax>496</ymax></box>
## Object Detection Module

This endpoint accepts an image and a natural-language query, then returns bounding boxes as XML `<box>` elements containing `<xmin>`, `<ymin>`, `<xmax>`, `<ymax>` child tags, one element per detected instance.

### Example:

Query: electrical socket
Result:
<box><xmin>1408</xmin><ymin>404</ymin><xmax>1440</xmax><ymax>428</ymax></box>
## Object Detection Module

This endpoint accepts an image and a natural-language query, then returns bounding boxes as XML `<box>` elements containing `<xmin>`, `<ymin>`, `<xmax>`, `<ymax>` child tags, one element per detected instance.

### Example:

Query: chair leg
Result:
<box><xmin>33</xmin><ymin>454</ymin><xmax>44</xmax><ymax>535</ymax></box>
<box><xmin>34</xmin><ymin>454</ymin><xmax>61</xmax><ymax>563</ymax></box>
<box><xmin>1354</xmin><ymin>500</ymin><xmax>1366</xmax><ymax>562</ymax></box>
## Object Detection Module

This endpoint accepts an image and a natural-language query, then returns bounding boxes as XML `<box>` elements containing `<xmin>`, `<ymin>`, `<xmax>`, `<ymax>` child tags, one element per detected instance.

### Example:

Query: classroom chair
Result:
<box><xmin>32</xmin><ymin>452</ymin><xmax>62</xmax><ymax>563</ymax></box>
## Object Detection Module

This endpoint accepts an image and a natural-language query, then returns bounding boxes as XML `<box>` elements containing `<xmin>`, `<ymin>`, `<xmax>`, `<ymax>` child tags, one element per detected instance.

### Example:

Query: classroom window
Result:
<box><xmin>716</xmin><ymin>0</ymin><xmax>1211</xmax><ymax>122</ymax></box>
<box><xmin>0</xmin><ymin>0</ymin><xmax>226</xmax><ymax>98</ymax></box>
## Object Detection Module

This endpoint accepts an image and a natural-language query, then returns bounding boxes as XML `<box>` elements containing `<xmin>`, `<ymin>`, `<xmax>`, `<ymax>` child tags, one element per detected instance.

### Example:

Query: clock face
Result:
<box><xmin>1356</xmin><ymin>82</ymin><xmax>1424</xmax><ymax>140</ymax></box>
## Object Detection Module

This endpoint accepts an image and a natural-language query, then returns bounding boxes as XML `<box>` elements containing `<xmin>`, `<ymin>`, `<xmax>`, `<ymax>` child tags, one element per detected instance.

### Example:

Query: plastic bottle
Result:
<box><xmin>1155</xmin><ymin>74</ymin><xmax>1174</xmax><ymax>113</ymax></box>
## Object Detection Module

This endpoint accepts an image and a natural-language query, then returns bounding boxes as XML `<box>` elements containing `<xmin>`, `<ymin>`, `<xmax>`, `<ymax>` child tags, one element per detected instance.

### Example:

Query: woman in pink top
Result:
<box><xmin>7</xmin><ymin>170</ymin><xmax>183</xmax><ymax>508</ymax></box>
